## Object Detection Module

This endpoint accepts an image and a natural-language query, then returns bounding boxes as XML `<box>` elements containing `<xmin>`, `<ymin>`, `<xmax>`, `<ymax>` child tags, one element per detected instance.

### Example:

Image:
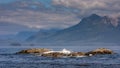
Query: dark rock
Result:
<box><xmin>85</xmin><ymin>48</ymin><xmax>114</xmax><ymax>56</ymax></box>
<box><xmin>41</xmin><ymin>52</ymin><xmax>67</xmax><ymax>58</ymax></box>
<box><xmin>10</xmin><ymin>42</ymin><xmax>21</xmax><ymax>46</ymax></box>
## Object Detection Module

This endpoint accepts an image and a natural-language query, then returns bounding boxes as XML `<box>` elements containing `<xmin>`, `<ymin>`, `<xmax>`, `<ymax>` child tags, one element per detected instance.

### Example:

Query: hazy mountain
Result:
<box><xmin>13</xmin><ymin>31</ymin><xmax>37</xmax><ymax>41</ymax></box>
<box><xmin>0</xmin><ymin>22</ymin><xmax>38</xmax><ymax>35</ymax></box>
<box><xmin>27</xmin><ymin>29</ymin><xmax>61</xmax><ymax>42</ymax></box>
<box><xmin>0</xmin><ymin>30</ymin><xmax>37</xmax><ymax>42</ymax></box>
<box><xmin>28</xmin><ymin>14</ymin><xmax>120</xmax><ymax>43</ymax></box>
<box><xmin>0</xmin><ymin>22</ymin><xmax>38</xmax><ymax>42</ymax></box>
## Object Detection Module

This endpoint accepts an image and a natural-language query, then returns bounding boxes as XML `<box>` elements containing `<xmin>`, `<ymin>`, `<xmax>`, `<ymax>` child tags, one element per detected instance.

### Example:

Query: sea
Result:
<box><xmin>0</xmin><ymin>42</ymin><xmax>120</xmax><ymax>68</ymax></box>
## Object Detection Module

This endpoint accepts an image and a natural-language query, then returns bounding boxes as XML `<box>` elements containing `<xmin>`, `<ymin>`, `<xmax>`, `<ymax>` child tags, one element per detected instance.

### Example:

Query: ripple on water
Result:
<box><xmin>0</xmin><ymin>45</ymin><xmax>120</xmax><ymax>68</ymax></box>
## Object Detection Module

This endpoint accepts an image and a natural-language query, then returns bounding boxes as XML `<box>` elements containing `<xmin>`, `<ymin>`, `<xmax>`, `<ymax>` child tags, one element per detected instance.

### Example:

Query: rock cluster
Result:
<box><xmin>16</xmin><ymin>48</ymin><xmax>114</xmax><ymax>58</ymax></box>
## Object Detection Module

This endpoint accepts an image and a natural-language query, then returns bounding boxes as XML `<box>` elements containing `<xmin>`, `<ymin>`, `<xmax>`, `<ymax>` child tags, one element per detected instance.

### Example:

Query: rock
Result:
<box><xmin>85</xmin><ymin>48</ymin><xmax>114</xmax><ymax>56</ymax></box>
<box><xmin>41</xmin><ymin>52</ymin><xmax>86</xmax><ymax>58</ymax></box>
<box><xmin>68</xmin><ymin>52</ymin><xmax>86</xmax><ymax>57</ymax></box>
<box><xmin>41</xmin><ymin>49</ymin><xmax>72</xmax><ymax>58</ymax></box>
<box><xmin>16</xmin><ymin>48</ymin><xmax>114</xmax><ymax>58</ymax></box>
<box><xmin>16</xmin><ymin>48</ymin><xmax>51</xmax><ymax>54</ymax></box>
<box><xmin>10</xmin><ymin>42</ymin><xmax>21</xmax><ymax>46</ymax></box>
<box><xmin>41</xmin><ymin>52</ymin><xmax>67</xmax><ymax>58</ymax></box>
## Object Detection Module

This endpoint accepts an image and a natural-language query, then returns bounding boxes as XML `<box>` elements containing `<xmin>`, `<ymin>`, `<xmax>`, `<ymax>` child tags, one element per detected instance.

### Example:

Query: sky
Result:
<box><xmin>0</xmin><ymin>0</ymin><xmax>120</xmax><ymax>35</ymax></box>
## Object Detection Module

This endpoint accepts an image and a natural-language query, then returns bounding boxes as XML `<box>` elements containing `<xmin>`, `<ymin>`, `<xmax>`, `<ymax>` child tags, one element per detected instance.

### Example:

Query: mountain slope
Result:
<box><xmin>28</xmin><ymin>14</ymin><xmax>120</xmax><ymax>43</ymax></box>
<box><xmin>13</xmin><ymin>31</ymin><xmax>36</xmax><ymax>41</ymax></box>
<box><xmin>27</xmin><ymin>29</ymin><xmax>61</xmax><ymax>42</ymax></box>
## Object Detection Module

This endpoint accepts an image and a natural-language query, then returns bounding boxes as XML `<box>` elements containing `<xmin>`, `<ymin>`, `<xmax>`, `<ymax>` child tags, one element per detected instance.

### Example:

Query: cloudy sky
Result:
<box><xmin>0</xmin><ymin>0</ymin><xmax>120</xmax><ymax>35</ymax></box>
<box><xmin>53</xmin><ymin>0</ymin><xmax>120</xmax><ymax>16</ymax></box>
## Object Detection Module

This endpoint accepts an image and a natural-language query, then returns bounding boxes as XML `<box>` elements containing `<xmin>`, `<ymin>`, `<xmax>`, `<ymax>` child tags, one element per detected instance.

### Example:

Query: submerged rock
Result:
<box><xmin>16</xmin><ymin>48</ymin><xmax>51</xmax><ymax>54</ymax></box>
<box><xmin>85</xmin><ymin>48</ymin><xmax>114</xmax><ymax>56</ymax></box>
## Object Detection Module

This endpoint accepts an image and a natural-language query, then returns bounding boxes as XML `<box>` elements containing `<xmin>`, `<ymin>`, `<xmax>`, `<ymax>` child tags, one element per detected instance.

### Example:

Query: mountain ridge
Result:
<box><xmin>27</xmin><ymin>14</ymin><xmax>120</xmax><ymax>43</ymax></box>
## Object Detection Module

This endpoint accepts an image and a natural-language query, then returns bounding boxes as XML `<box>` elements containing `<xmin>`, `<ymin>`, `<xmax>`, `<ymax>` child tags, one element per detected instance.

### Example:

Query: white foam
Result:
<box><xmin>59</xmin><ymin>48</ymin><xmax>71</xmax><ymax>54</ymax></box>
<box><xmin>43</xmin><ymin>48</ymin><xmax>71</xmax><ymax>54</ymax></box>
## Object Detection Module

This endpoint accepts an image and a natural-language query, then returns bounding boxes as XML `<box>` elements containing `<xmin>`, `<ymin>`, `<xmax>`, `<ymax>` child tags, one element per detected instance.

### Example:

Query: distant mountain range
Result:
<box><xmin>12</xmin><ymin>31</ymin><xmax>36</xmax><ymax>41</ymax></box>
<box><xmin>0</xmin><ymin>31</ymin><xmax>37</xmax><ymax>42</ymax></box>
<box><xmin>0</xmin><ymin>29</ymin><xmax>61</xmax><ymax>42</ymax></box>
<box><xmin>0</xmin><ymin>22</ymin><xmax>35</xmax><ymax>32</ymax></box>
<box><xmin>27</xmin><ymin>14</ymin><xmax>120</xmax><ymax>43</ymax></box>
<box><xmin>27</xmin><ymin>29</ymin><xmax>61</xmax><ymax>42</ymax></box>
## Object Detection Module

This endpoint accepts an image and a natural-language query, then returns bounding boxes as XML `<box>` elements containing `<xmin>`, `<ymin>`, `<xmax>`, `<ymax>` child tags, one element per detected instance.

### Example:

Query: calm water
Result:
<box><xmin>0</xmin><ymin>42</ymin><xmax>120</xmax><ymax>68</ymax></box>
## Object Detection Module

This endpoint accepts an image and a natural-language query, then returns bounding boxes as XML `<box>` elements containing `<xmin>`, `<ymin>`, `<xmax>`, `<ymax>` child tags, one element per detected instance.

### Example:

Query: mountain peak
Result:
<box><xmin>79</xmin><ymin>14</ymin><xmax>119</xmax><ymax>27</ymax></box>
<box><xmin>87</xmin><ymin>14</ymin><xmax>101</xmax><ymax>20</ymax></box>
<box><xmin>78</xmin><ymin>14</ymin><xmax>103</xmax><ymax>27</ymax></box>
<box><xmin>90</xmin><ymin>14</ymin><xmax>100</xmax><ymax>17</ymax></box>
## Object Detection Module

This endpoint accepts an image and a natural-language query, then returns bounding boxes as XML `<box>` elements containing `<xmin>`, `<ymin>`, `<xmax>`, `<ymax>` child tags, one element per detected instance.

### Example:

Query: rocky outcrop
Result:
<box><xmin>16</xmin><ymin>48</ymin><xmax>51</xmax><ymax>54</ymax></box>
<box><xmin>16</xmin><ymin>48</ymin><xmax>114</xmax><ymax>58</ymax></box>
<box><xmin>85</xmin><ymin>48</ymin><xmax>114</xmax><ymax>56</ymax></box>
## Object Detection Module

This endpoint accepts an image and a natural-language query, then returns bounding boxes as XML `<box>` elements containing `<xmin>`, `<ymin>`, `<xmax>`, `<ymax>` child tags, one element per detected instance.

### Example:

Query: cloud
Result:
<box><xmin>0</xmin><ymin>9</ymin><xmax>80</xmax><ymax>29</ymax></box>
<box><xmin>52</xmin><ymin>0</ymin><xmax>120</xmax><ymax>16</ymax></box>
<box><xmin>1</xmin><ymin>0</ymin><xmax>120</xmax><ymax>35</ymax></box>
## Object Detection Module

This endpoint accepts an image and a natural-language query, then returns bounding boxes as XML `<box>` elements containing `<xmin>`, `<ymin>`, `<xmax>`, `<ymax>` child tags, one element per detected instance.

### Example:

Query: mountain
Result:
<box><xmin>27</xmin><ymin>29</ymin><xmax>61</xmax><ymax>42</ymax></box>
<box><xmin>0</xmin><ymin>30</ymin><xmax>37</xmax><ymax>42</ymax></box>
<box><xmin>0</xmin><ymin>22</ymin><xmax>38</xmax><ymax>42</ymax></box>
<box><xmin>28</xmin><ymin>14</ymin><xmax>120</xmax><ymax>43</ymax></box>
<box><xmin>13</xmin><ymin>31</ymin><xmax>37</xmax><ymax>41</ymax></box>
<box><xmin>0</xmin><ymin>22</ymin><xmax>37</xmax><ymax>35</ymax></box>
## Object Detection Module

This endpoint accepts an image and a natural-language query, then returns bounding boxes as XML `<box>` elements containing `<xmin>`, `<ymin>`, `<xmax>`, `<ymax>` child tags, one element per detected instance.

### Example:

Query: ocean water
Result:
<box><xmin>0</xmin><ymin>42</ymin><xmax>120</xmax><ymax>68</ymax></box>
